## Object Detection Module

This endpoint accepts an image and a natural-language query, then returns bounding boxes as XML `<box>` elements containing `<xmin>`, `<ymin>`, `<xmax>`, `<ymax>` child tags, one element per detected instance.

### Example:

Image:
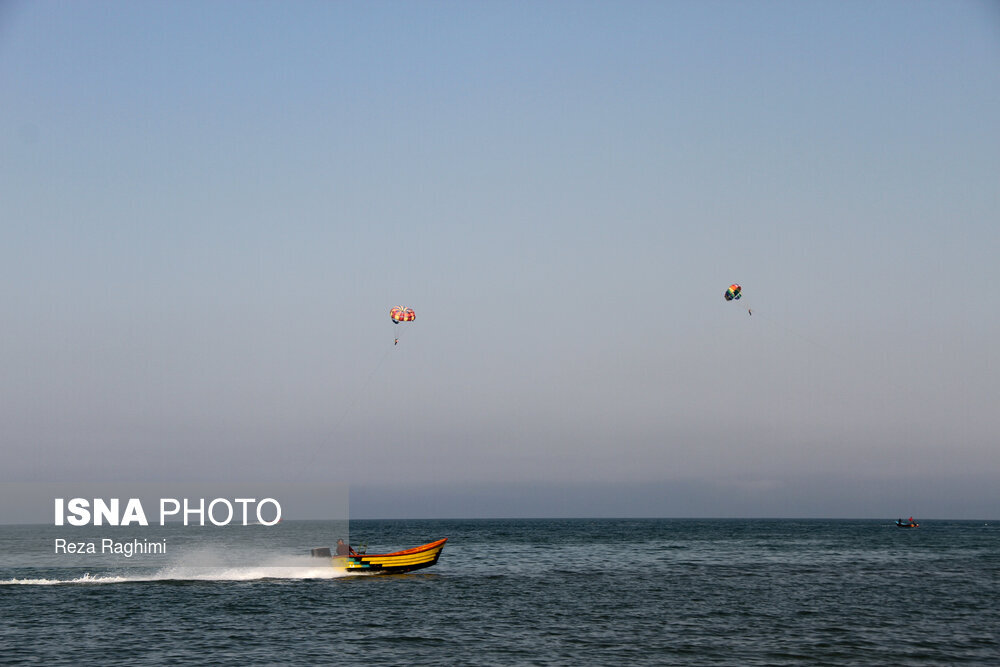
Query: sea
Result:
<box><xmin>1</xmin><ymin>519</ymin><xmax>997</xmax><ymax>665</ymax></box>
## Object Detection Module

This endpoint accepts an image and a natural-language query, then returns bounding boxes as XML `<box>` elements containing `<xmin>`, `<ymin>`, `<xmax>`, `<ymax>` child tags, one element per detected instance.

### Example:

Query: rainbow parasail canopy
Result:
<box><xmin>390</xmin><ymin>306</ymin><xmax>416</xmax><ymax>323</ymax></box>
<box><xmin>724</xmin><ymin>284</ymin><xmax>742</xmax><ymax>301</ymax></box>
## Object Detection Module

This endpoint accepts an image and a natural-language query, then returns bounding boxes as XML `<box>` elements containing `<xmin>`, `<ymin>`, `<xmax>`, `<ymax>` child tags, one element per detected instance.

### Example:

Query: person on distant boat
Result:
<box><xmin>335</xmin><ymin>539</ymin><xmax>357</xmax><ymax>556</ymax></box>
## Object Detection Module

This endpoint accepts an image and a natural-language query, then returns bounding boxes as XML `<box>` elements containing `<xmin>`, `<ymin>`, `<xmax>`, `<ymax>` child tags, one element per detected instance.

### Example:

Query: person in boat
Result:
<box><xmin>335</xmin><ymin>539</ymin><xmax>357</xmax><ymax>556</ymax></box>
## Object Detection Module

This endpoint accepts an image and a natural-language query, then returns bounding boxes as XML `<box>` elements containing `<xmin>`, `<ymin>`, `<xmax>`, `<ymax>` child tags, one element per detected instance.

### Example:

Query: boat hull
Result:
<box><xmin>331</xmin><ymin>538</ymin><xmax>447</xmax><ymax>574</ymax></box>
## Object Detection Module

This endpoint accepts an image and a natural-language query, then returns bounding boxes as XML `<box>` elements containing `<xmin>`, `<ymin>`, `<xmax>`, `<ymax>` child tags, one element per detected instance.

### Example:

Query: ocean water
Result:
<box><xmin>2</xmin><ymin>519</ymin><xmax>998</xmax><ymax>665</ymax></box>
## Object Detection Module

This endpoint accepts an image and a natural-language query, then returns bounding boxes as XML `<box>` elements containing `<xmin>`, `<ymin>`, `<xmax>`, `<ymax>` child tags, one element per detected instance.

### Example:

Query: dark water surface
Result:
<box><xmin>2</xmin><ymin>519</ymin><xmax>998</xmax><ymax>665</ymax></box>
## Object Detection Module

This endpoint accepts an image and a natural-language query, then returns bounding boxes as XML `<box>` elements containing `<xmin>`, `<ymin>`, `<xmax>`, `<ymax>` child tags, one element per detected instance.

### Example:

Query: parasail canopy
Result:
<box><xmin>724</xmin><ymin>284</ymin><xmax>742</xmax><ymax>301</ymax></box>
<box><xmin>390</xmin><ymin>306</ymin><xmax>416</xmax><ymax>323</ymax></box>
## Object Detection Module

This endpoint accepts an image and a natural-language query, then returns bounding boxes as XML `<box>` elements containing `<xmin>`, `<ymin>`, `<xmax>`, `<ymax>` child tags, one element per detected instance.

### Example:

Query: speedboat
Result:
<box><xmin>895</xmin><ymin>519</ymin><xmax>919</xmax><ymax>528</ymax></box>
<box><xmin>312</xmin><ymin>538</ymin><xmax>447</xmax><ymax>574</ymax></box>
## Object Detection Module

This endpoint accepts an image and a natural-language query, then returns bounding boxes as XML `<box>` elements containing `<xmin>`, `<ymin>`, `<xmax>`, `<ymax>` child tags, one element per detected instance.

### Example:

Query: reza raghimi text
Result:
<box><xmin>53</xmin><ymin>498</ymin><xmax>281</xmax><ymax>526</ymax></box>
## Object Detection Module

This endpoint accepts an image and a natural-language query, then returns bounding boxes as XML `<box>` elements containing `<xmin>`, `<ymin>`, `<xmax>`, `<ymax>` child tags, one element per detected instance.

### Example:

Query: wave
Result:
<box><xmin>1</xmin><ymin>556</ymin><xmax>352</xmax><ymax>585</ymax></box>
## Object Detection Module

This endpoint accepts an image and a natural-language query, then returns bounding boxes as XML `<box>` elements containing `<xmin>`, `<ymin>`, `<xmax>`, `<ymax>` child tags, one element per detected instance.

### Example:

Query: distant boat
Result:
<box><xmin>311</xmin><ymin>538</ymin><xmax>447</xmax><ymax>574</ymax></box>
<box><xmin>895</xmin><ymin>518</ymin><xmax>919</xmax><ymax>528</ymax></box>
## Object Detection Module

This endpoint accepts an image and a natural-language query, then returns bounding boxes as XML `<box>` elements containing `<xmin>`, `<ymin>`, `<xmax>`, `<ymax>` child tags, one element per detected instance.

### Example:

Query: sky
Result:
<box><xmin>1</xmin><ymin>1</ymin><xmax>998</xmax><ymax>519</ymax></box>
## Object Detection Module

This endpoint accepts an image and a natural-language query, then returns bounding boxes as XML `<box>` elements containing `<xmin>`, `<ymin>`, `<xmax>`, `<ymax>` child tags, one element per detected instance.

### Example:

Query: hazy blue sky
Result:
<box><xmin>2</xmin><ymin>1</ymin><xmax>997</xmax><ymax>519</ymax></box>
